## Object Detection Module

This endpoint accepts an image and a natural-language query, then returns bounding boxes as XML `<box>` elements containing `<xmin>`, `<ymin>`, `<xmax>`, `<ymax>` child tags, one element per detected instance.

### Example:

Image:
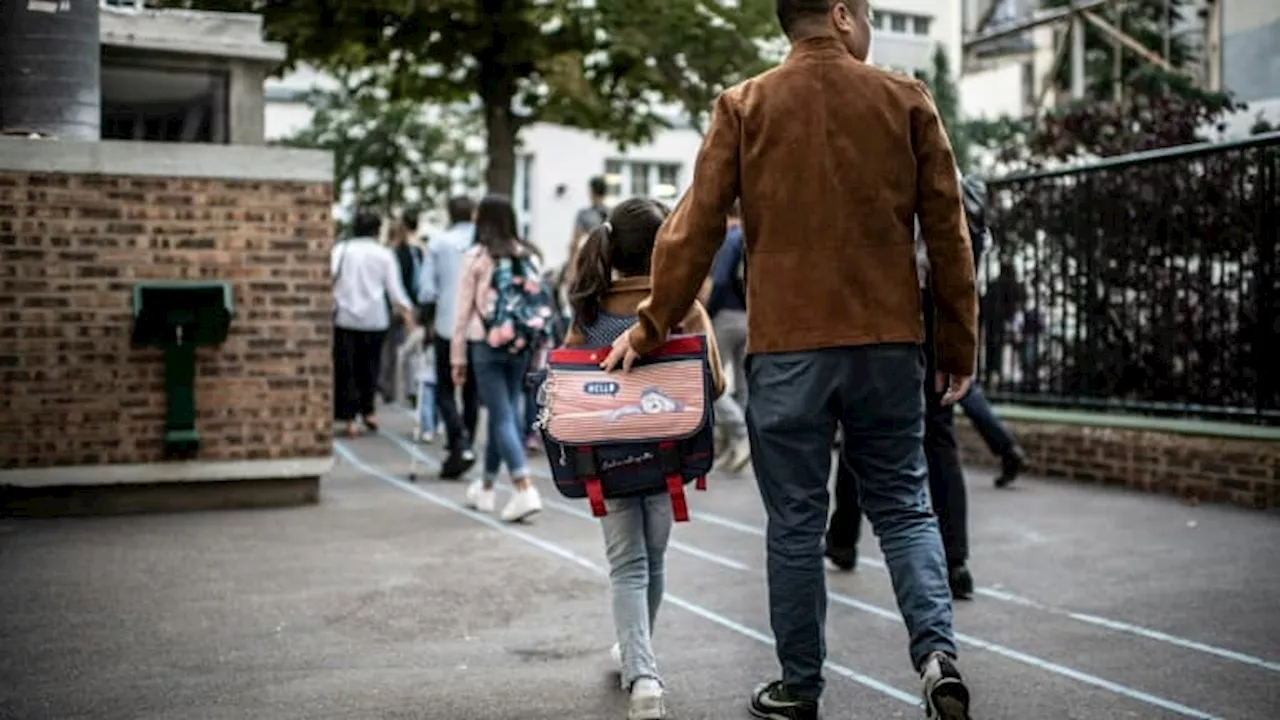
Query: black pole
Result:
<box><xmin>0</xmin><ymin>0</ymin><xmax>100</xmax><ymax>140</ymax></box>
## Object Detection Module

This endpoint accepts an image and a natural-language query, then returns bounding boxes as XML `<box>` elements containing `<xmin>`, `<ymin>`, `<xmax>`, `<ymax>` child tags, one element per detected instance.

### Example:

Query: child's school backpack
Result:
<box><xmin>533</xmin><ymin>335</ymin><xmax>715</xmax><ymax>522</ymax></box>
<box><xmin>483</xmin><ymin>254</ymin><xmax>556</xmax><ymax>353</ymax></box>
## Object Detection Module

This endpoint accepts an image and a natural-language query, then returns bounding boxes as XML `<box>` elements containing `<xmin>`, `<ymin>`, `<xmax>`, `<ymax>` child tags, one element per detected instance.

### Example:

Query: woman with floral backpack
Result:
<box><xmin>451</xmin><ymin>195</ymin><xmax>555</xmax><ymax>523</ymax></box>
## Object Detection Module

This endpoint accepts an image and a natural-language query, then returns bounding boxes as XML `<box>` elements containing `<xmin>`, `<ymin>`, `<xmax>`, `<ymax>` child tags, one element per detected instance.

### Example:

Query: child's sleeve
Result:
<box><xmin>677</xmin><ymin>301</ymin><xmax>727</xmax><ymax>399</ymax></box>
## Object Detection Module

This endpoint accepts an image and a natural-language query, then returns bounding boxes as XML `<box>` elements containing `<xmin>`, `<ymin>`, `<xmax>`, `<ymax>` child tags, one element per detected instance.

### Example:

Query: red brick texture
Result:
<box><xmin>0</xmin><ymin>171</ymin><xmax>334</xmax><ymax>469</ymax></box>
<box><xmin>955</xmin><ymin>417</ymin><xmax>1280</xmax><ymax>510</ymax></box>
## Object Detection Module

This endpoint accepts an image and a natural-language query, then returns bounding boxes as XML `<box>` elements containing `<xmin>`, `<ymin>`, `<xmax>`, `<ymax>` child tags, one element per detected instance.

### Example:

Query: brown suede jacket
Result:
<box><xmin>565</xmin><ymin>276</ymin><xmax>727</xmax><ymax>399</ymax></box>
<box><xmin>628</xmin><ymin>35</ymin><xmax>979</xmax><ymax>376</ymax></box>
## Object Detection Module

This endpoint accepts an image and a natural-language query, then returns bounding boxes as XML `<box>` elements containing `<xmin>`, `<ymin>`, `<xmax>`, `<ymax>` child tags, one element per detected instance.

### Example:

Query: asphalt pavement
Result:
<box><xmin>2</xmin><ymin>410</ymin><xmax>1277</xmax><ymax>720</ymax></box>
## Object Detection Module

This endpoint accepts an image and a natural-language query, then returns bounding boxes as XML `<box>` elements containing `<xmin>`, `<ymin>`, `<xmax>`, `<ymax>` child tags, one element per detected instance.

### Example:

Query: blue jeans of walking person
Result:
<box><xmin>470</xmin><ymin>342</ymin><xmax>531</xmax><ymax>479</ymax></box>
<box><xmin>601</xmin><ymin>492</ymin><xmax>674</xmax><ymax>691</ymax></box>
<box><xmin>958</xmin><ymin>384</ymin><xmax>1014</xmax><ymax>456</ymax></box>
<box><xmin>747</xmin><ymin>343</ymin><xmax>957</xmax><ymax>701</ymax></box>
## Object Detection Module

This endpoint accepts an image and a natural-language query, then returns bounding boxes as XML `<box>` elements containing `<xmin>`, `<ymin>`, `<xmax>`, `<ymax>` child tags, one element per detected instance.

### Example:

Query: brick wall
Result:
<box><xmin>0</xmin><ymin>170</ymin><xmax>333</xmax><ymax>469</ymax></box>
<box><xmin>955</xmin><ymin>418</ymin><xmax>1280</xmax><ymax>510</ymax></box>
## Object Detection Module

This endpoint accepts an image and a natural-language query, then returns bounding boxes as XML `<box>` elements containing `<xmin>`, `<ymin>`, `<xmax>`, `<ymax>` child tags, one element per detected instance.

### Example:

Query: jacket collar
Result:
<box><xmin>785</xmin><ymin>34</ymin><xmax>851</xmax><ymax>63</ymax></box>
<box><xmin>607</xmin><ymin>275</ymin><xmax>651</xmax><ymax>295</ymax></box>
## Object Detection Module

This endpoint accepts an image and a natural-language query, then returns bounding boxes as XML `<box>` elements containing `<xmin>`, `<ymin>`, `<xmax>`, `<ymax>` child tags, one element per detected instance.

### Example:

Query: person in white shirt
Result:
<box><xmin>332</xmin><ymin>211</ymin><xmax>416</xmax><ymax>438</ymax></box>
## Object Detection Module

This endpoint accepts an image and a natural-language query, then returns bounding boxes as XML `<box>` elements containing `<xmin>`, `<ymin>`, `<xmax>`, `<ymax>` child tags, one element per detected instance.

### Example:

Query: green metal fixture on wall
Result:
<box><xmin>131</xmin><ymin>281</ymin><xmax>234</xmax><ymax>457</ymax></box>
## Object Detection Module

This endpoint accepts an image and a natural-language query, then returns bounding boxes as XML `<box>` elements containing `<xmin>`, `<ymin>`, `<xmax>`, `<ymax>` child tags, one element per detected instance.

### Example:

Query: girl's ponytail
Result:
<box><xmin>568</xmin><ymin>222</ymin><xmax>613</xmax><ymax>326</ymax></box>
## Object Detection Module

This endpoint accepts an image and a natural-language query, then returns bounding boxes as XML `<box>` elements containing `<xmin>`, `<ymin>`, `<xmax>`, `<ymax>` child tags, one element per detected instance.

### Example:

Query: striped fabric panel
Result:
<box><xmin>545</xmin><ymin>359</ymin><xmax>707</xmax><ymax>444</ymax></box>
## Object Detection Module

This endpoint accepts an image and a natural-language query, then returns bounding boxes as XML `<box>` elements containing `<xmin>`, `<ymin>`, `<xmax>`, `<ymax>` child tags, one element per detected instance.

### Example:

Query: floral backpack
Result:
<box><xmin>482</xmin><ymin>254</ymin><xmax>556</xmax><ymax>353</ymax></box>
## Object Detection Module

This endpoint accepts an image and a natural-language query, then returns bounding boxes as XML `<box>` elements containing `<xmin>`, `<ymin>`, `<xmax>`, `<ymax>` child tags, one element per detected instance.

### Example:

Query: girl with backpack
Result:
<box><xmin>451</xmin><ymin>195</ymin><xmax>553</xmax><ymax>523</ymax></box>
<box><xmin>564</xmin><ymin>198</ymin><xmax>726</xmax><ymax>720</ymax></box>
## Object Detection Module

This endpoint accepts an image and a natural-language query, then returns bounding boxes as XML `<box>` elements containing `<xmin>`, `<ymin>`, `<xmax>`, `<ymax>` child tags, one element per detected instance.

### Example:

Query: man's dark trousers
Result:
<box><xmin>433</xmin><ymin>334</ymin><xmax>477</xmax><ymax>452</ymax></box>
<box><xmin>747</xmin><ymin>343</ymin><xmax>957</xmax><ymax>701</ymax></box>
<box><xmin>827</xmin><ymin>291</ymin><xmax>971</xmax><ymax>571</ymax></box>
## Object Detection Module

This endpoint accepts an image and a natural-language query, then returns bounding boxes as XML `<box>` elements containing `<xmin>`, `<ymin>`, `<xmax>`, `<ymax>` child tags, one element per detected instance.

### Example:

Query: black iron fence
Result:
<box><xmin>980</xmin><ymin>131</ymin><xmax>1280</xmax><ymax>426</ymax></box>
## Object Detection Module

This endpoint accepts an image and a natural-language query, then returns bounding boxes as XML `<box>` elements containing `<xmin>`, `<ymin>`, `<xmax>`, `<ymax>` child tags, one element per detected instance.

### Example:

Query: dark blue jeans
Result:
<box><xmin>747</xmin><ymin>344</ymin><xmax>957</xmax><ymax>701</ymax></box>
<box><xmin>958</xmin><ymin>384</ymin><xmax>1016</xmax><ymax>457</ymax></box>
<box><xmin>469</xmin><ymin>342</ymin><xmax>530</xmax><ymax>479</ymax></box>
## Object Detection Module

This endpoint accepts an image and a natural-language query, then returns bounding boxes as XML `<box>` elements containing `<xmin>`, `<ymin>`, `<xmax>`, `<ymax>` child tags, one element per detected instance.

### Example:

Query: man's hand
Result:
<box><xmin>451</xmin><ymin>364</ymin><xmax>468</xmax><ymax>387</ymax></box>
<box><xmin>935</xmin><ymin>372</ymin><xmax>973</xmax><ymax>406</ymax></box>
<box><xmin>600</xmin><ymin>329</ymin><xmax>641</xmax><ymax>373</ymax></box>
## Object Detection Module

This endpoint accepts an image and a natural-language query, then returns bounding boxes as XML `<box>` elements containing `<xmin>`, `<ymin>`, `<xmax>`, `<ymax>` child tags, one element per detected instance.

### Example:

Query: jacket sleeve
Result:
<box><xmin>629</xmin><ymin>90</ymin><xmax>742</xmax><ymax>355</ymax></box>
<box><xmin>910</xmin><ymin>82</ymin><xmax>978</xmax><ymax>376</ymax></box>
<box><xmin>451</xmin><ymin>251</ymin><xmax>479</xmax><ymax>367</ymax></box>
<box><xmin>705</xmin><ymin>233</ymin><xmax>738</xmax><ymax>317</ymax></box>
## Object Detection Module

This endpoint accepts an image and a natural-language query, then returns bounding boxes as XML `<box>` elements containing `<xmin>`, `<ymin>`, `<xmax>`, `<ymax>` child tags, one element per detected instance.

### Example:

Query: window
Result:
<box><xmin>630</xmin><ymin>162</ymin><xmax>651</xmax><ymax>198</ymax></box>
<box><xmin>871</xmin><ymin>10</ymin><xmax>884</xmax><ymax>29</ymax></box>
<box><xmin>912</xmin><ymin>15</ymin><xmax>932</xmax><ymax>36</ymax></box>
<box><xmin>602</xmin><ymin>159</ymin><xmax>684</xmax><ymax>202</ymax></box>
<box><xmin>604</xmin><ymin>159</ymin><xmax>625</xmax><ymax>200</ymax></box>
<box><xmin>100</xmin><ymin>63</ymin><xmax>227</xmax><ymax>143</ymax></box>
<box><xmin>519</xmin><ymin>154</ymin><xmax>533</xmax><ymax>212</ymax></box>
<box><xmin>655</xmin><ymin>164</ymin><xmax>680</xmax><ymax>200</ymax></box>
<box><xmin>890</xmin><ymin>13</ymin><xmax>907</xmax><ymax>33</ymax></box>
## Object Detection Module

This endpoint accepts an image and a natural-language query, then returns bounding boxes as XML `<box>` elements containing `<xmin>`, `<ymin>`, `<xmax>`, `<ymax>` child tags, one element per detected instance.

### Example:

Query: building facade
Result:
<box><xmin>98</xmin><ymin>1</ymin><xmax>284</xmax><ymax>144</ymax></box>
<box><xmin>957</xmin><ymin>0</ymin><xmax>1280</xmax><ymax>132</ymax></box>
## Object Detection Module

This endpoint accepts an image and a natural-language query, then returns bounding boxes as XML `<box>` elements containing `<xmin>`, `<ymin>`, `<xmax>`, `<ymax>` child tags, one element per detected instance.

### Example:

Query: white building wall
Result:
<box><xmin>517</xmin><ymin>123</ymin><xmax>703</xmax><ymax>272</ymax></box>
<box><xmin>869</xmin><ymin>0</ymin><xmax>963</xmax><ymax>77</ymax></box>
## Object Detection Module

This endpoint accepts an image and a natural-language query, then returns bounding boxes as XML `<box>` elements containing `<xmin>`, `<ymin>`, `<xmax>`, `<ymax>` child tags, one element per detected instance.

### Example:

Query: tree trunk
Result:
<box><xmin>483</xmin><ymin>98</ymin><xmax>518</xmax><ymax>196</ymax></box>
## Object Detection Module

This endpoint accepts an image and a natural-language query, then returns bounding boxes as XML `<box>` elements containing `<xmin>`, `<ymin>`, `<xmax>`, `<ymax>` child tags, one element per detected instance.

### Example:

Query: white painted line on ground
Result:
<box><xmin>975</xmin><ymin>589</ymin><xmax>1280</xmax><ymax>675</ymax></box>
<box><xmin>381</xmin><ymin>432</ymin><xmax>751</xmax><ymax>573</ymax></box>
<box><xmin>377</xmin><ymin>434</ymin><xmax>1228</xmax><ymax>720</ymax></box>
<box><xmin>695</xmin><ymin>506</ymin><xmax>1280</xmax><ymax>678</ymax></box>
<box><xmin>333</xmin><ymin>441</ymin><xmax>921</xmax><ymax>708</ymax></box>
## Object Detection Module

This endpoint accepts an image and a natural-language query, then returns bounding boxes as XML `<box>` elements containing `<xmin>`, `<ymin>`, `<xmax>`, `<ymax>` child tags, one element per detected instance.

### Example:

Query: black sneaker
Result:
<box><xmin>948</xmin><ymin>565</ymin><xmax>974</xmax><ymax>601</ymax></box>
<box><xmin>439</xmin><ymin>449</ymin><xmax>476</xmax><ymax>480</ymax></box>
<box><xmin>994</xmin><ymin>446</ymin><xmax>1025</xmax><ymax>488</ymax></box>
<box><xmin>920</xmin><ymin>652</ymin><xmax>971</xmax><ymax>719</ymax></box>
<box><xmin>749</xmin><ymin>681</ymin><xmax>819</xmax><ymax>720</ymax></box>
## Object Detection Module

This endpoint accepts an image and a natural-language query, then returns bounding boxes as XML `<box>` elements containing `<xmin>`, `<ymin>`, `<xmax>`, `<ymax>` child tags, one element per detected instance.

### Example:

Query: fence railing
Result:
<box><xmin>981</xmin><ymin>131</ymin><xmax>1280</xmax><ymax>426</ymax></box>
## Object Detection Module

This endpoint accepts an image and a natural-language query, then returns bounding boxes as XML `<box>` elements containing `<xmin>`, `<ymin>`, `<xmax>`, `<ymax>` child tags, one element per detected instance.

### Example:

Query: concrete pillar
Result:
<box><xmin>228</xmin><ymin>60</ymin><xmax>266</xmax><ymax>145</ymax></box>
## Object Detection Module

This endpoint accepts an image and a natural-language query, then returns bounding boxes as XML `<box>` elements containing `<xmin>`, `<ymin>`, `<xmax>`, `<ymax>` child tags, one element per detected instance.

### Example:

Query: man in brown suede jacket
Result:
<box><xmin>600</xmin><ymin>1</ymin><xmax>977</xmax><ymax>718</ymax></box>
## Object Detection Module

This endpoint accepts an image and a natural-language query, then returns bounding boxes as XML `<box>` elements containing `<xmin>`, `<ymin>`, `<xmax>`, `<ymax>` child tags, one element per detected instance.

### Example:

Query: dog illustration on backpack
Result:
<box><xmin>603</xmin><ymin>387</ymin><xmax>685</xmax><ymax>422</ymax></box>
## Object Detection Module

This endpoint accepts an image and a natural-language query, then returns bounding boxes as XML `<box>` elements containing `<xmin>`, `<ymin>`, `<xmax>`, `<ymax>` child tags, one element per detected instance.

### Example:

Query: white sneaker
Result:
<box><xmin>500</xmin><ymin>485</ymin><xmax>543</xmax><ymax>523</ymax></box>
<box><xmin>610</xmin><ymin>643</ymin><xmax>623</xmax><ymax>669</ymax></box>
<box><xmin>628</xmin><ymin>678</ymin><xmax>665</xmax><ymax>720</ymax></box>
<box><xmin>464</xmin><ymin>480</ymin><xmax>496</xmax><ymax>513</ymax></box>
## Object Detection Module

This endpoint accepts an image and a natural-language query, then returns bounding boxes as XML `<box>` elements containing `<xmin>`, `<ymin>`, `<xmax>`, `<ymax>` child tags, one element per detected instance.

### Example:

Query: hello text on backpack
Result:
<box><xmin>482</xmin><ymin>255</ymin><xmax>555</xmax><ymax>353</ymax></box>
<box><xmin>532</xmin><ymin>336</ymin><xmax>716</xmax><ymax>522</ymax></box>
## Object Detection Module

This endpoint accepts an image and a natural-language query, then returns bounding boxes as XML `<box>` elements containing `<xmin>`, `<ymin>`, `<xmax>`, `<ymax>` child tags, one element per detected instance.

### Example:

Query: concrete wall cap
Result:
<box><xmin>0</xmin><ymin>138</ymin><xmax>333</xmax><ymax>183</ymax></box>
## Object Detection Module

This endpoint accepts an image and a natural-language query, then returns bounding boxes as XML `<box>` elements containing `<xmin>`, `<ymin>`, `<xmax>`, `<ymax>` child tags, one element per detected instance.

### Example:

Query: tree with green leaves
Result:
<box><xmin>278</xmin><ymin>70</ymin><xmax>484</xmax><ymax>217</ymax></box>
<box><xmin>920</xmin><ymin>44</ymin><xmax>971</xmax><ymax>171</ymax></box>
<box><xmin>163</xmin><ymin>0</ymin><xmax>779</xmax><ymax>194</ymax></box>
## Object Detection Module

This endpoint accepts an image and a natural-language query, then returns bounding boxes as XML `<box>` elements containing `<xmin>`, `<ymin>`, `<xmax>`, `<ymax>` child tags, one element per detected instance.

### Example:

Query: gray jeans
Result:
<box><xmin>713</xmin><ymin>310</ymin><xmax>749</xmax><ymax>441</ymax></box>
<box><xmin>747</xmin><ymin>344</ymin><xmax>956</xmax><ymax>701</ymax></box>
<box><xmin>713</xmin><ymin>309</ymin><xmax>748</xmax><ymax>405</ymax></box>
<box><xmin>600</xmin><ymin>492</ymin><xmax>673</xmax><ymax>690</ymax></box>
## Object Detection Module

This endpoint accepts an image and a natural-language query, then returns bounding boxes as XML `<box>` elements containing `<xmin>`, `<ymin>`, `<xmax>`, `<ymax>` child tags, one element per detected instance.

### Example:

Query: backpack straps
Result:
<box><xmin>659</xmin><ymin>442</ymin><xmax>690</xmax><ymax>523</ymax></box>
<box><xmin>574</xmin><ymin>447</ymin><xmax>606</xmax><ymax>518</ymax></box>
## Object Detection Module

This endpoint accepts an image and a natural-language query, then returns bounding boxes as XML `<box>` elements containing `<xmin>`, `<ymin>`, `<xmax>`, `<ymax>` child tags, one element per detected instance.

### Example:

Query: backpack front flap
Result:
<box><xmin>485</xmin><ymin>256</ymin><xmax>554</xmax><ymax>350</ymax></box>
<box><xmin>537</xmin><ymin>335</ymin><xmax>714</xmax><ymax>521</ymax></box>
